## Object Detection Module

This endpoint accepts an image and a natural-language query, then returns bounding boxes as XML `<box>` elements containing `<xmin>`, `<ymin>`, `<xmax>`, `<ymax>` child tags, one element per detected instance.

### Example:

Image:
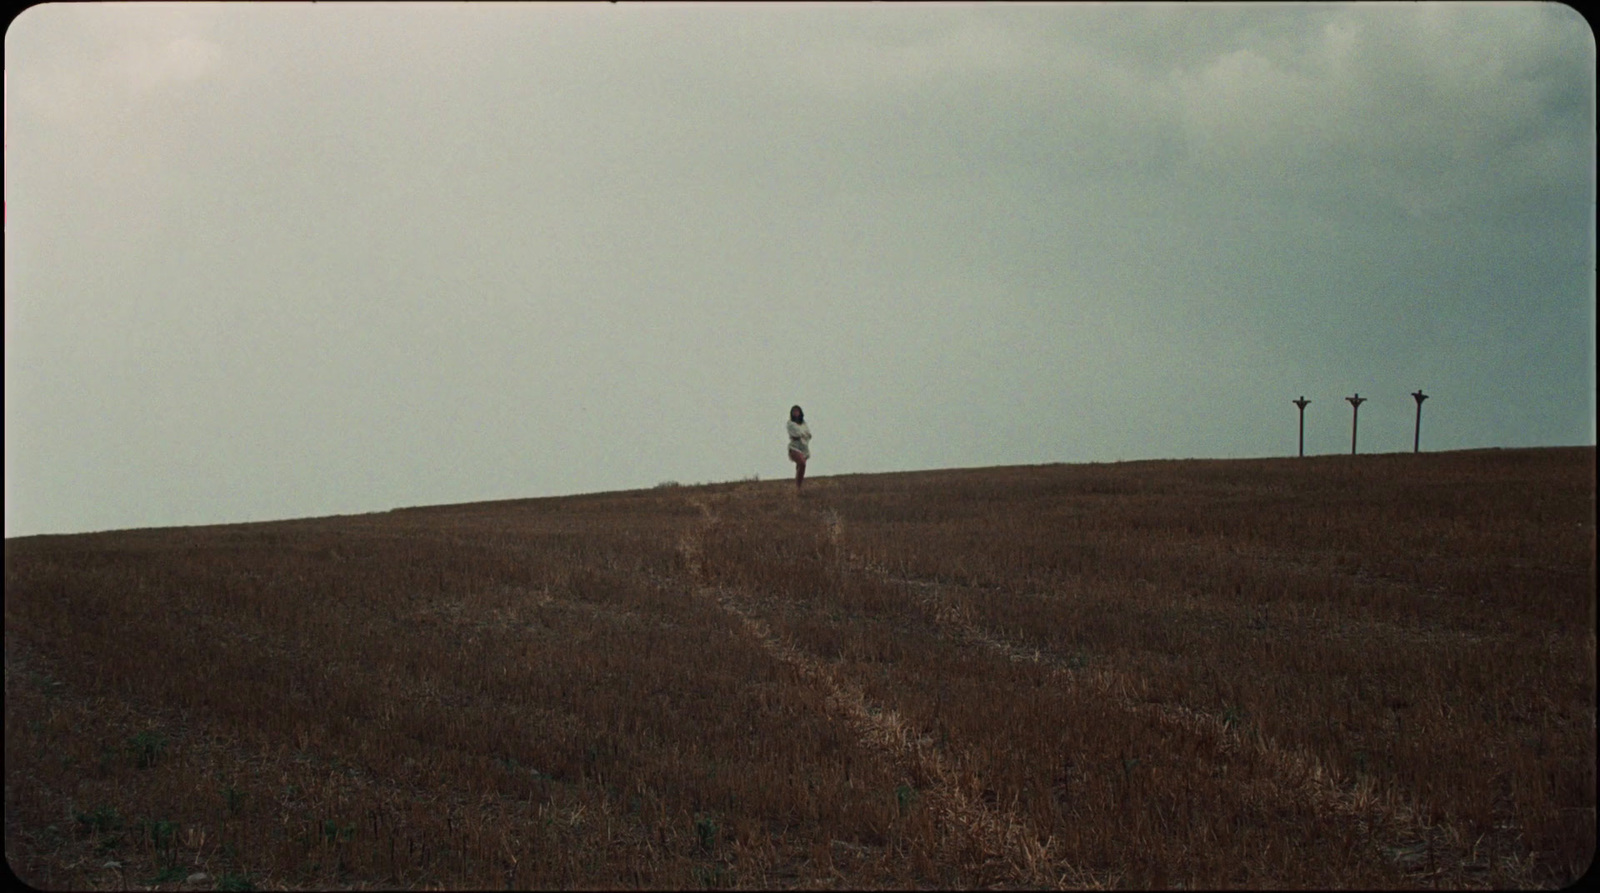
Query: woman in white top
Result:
<box><xmin>787</xmin><ymin>405</ymin><xmax>811</xmax><ymax>493</ymax></box>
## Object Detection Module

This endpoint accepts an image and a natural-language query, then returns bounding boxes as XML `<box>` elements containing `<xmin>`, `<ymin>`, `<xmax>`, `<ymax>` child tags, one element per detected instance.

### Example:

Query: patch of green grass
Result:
<box><xmin>75</xmin><ymin>805</ymin><xmax>123</xmax><ymax>834</ymax></box>
<box><xmin>1222</xmin><ymin>705</ymin><xmax>1246</xmax><ymax>731</ymax></box>
<box><xmin>895</xmin><ymin>784</ymin><xmax>920</xmax><ymax>811</ymax></box>
<box><xmin>128</xmin><ymin>730</ymin><xmax>168</xmax><ymax>769</ymax></box>
<box><xmin>138</xmin><ymin>818</ymin><xmax>179</xmax><ymax>853</ymax></box>
<box><xmin>217</xmin><ymin>872</ymin><xmax>256</xmax><ymax>892</ymax></box>
<box><xmin>321</xmin><ymin>819</ymin><xmax>355</xmax><ymax>843</ymax></box>
<box><xmin>694</xmin><ymin>814</ymin><xmax>719</xmax><ymax>852</ymax></box>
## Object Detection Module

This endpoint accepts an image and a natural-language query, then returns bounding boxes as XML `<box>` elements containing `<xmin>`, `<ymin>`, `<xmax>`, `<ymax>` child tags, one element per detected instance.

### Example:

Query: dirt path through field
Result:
<box><xmin>823</xmin><ymin>521</ymin><xmax>1487</xmax><ymax>883</ymax></box>
<box><xmin>678</xmin><ymin>491</ymin><xmax>1101</xmax><ymax>888</ymax></box>
<box><xmin>687</xmin><ymin>485</ymin><xmax>1490</xmax><ymax>885</ymax></box>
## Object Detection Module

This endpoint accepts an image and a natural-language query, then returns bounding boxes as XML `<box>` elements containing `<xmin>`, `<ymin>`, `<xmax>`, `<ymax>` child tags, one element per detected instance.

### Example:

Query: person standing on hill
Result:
<box><xmin>787</xmin><ymin>405</ymin><xmax>811</xmax><ymax>493</ymax></box>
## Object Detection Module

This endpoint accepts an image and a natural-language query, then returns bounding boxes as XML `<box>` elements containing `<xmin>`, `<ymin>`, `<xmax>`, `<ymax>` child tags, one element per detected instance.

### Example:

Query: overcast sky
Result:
<box><xmin>5</xmin><ymin>1</ymin><xmax>1595</xmax><ymax>537</ymax></box>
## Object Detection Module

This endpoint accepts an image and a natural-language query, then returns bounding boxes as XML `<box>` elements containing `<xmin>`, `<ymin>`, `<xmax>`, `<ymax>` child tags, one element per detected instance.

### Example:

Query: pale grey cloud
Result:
<box><xmin>4</xmin><ymin>1</ymin><xmax>1593</xmax><ymax>537</ymax></box>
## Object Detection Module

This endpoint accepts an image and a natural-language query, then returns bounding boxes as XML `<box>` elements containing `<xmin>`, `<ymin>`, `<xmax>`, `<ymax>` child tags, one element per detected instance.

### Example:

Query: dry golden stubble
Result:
<box><xmin>742</xmin><ymin>470</ymin><xmax>1580</xmax><ymax>889</ymax></box>
<box><xmin>6</xmin><ymin>448</ymin><xmax>1591</xmax><ymax>888</ymax></box>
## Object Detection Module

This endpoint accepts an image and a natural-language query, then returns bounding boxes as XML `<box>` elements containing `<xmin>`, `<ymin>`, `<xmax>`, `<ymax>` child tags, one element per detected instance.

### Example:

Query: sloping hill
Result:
<box><xmin>5</xmin><ymin>447</ymin><xmax>1594</xmax><ymax>889</ymax></box>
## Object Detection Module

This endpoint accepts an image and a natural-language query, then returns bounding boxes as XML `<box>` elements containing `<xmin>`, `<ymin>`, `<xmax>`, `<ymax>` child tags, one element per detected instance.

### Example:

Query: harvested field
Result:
<box><xmin>5</xmin><ymin>446</ymin><xmax>1594</xmax><ymax>889</ymax></box>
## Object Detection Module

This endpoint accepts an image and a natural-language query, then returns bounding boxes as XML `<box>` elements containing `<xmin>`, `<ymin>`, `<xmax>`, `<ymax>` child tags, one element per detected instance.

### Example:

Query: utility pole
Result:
<box><xmin>1411</xmin><ymin>389</ymin><xmax>1428</xmax><ymax>453</ymax></box>
<box><xmin>1293</xmin><ymin>396</ymin><xmax>1311</xmax><ymax>457</ymax></box>
<box><xmin>1345</xmin><ymin>393</ymin><xmax>1366</xmax><ymax>455</ymax></box>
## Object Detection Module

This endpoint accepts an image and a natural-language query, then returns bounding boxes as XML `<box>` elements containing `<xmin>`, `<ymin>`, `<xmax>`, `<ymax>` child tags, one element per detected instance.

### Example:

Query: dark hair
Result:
<box><xmin>790</xmin><ymin>405</ymin><xmax>804</xmax><ymax>423</ymax></box>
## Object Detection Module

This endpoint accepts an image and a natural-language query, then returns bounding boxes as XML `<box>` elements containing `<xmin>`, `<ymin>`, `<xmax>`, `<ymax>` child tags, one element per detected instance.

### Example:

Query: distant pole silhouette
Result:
<box><xmin>1293</xmin><ymin>397</ymin><xmax>1311</xmax><ymax>457</ymax></box>
<box><xmin>1411</xmin><ymin>390</ymin><xmax>1428</xmax><ymax>453</ymax></box>
<box><xmin>1345</xmin><ymin>393</ymin><xmax>1366</xmax><ymax>455</ymax></box>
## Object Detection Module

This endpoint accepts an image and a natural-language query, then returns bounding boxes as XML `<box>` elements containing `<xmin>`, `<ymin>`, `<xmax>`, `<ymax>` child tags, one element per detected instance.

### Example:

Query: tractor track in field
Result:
<box><xmin>827</xmin><ymin>536</ymin><xmax>1506</xmax><ymax>885</ymax></box>
<box><xmin>676</xmin><ymin>492</ymin><xmax>1103</xmax><ymax>889</ymax></box>
<box><xmin>844</xmin><ymin>558</ymin><xmax>1483</xmax><ymax>875</ymax></box>
<box><xmin>679</xmin><ymin>486</ymin><xmax>1503</xmax><ymax>886</ymax></box>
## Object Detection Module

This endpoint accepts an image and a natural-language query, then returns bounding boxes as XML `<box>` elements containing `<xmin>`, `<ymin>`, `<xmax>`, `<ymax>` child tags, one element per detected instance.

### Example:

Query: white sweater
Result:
<box><xmin>787</xmin><ymin>420</ymin><xmax>811</xmax><ymax>457</ymax></box>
